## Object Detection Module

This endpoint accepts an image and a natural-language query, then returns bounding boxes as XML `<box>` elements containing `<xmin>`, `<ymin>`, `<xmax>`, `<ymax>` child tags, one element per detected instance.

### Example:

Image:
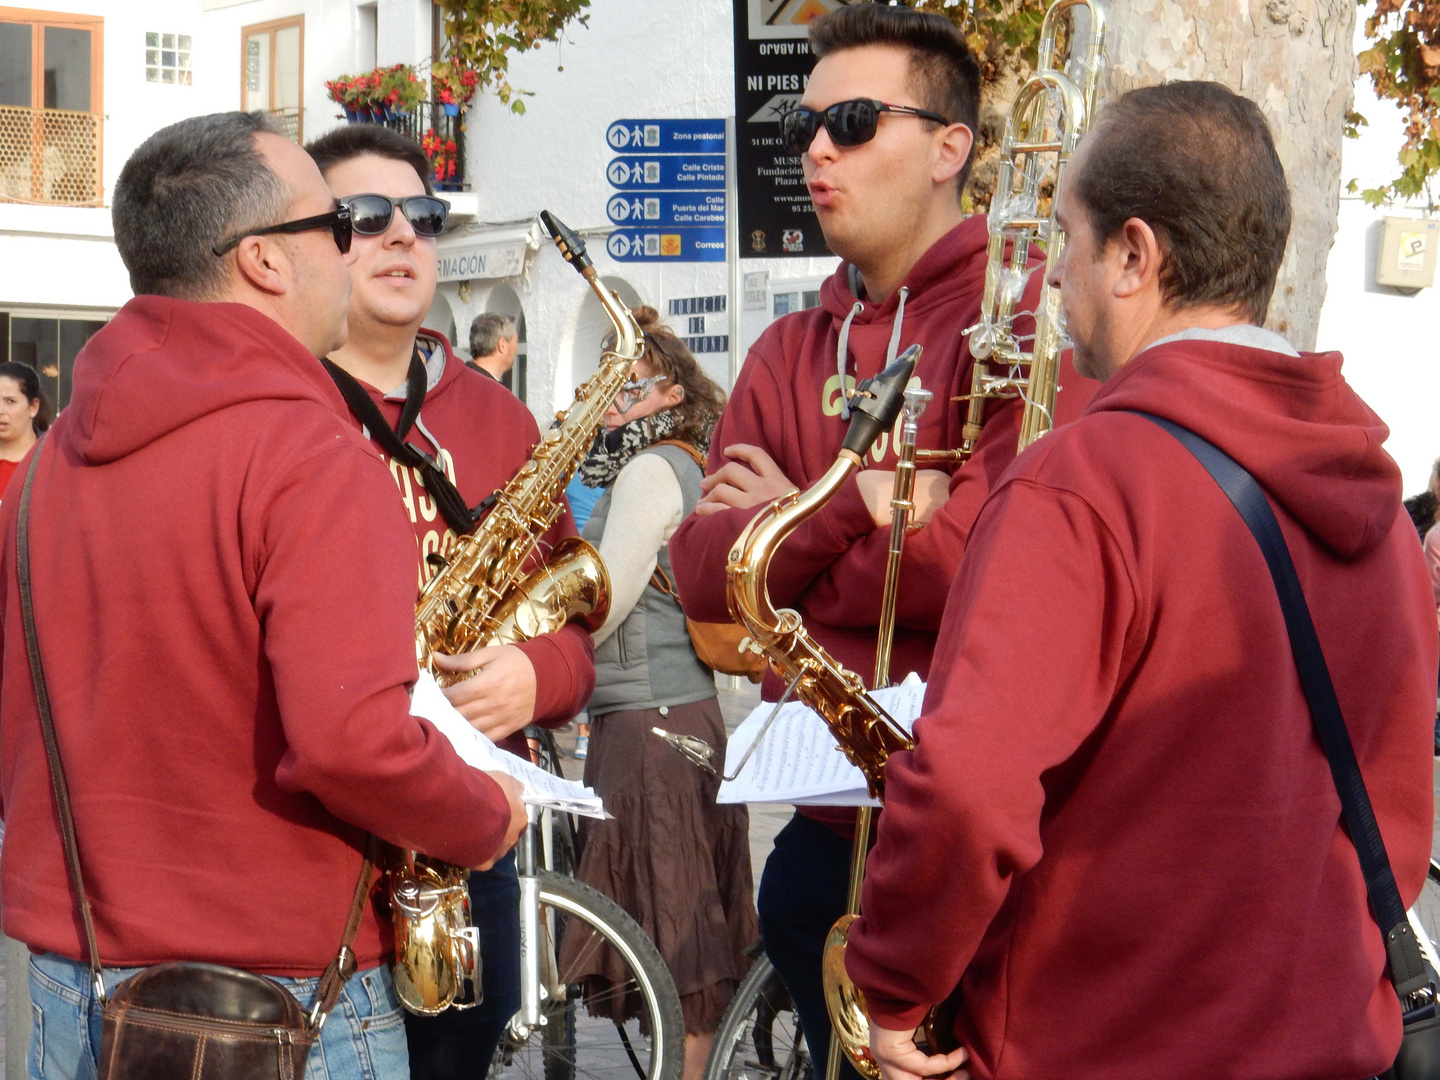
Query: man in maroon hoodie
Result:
<box><xmin>0</xmin><ymin>112</ymin><xmax>526</xmax><ymax>1080</ymax></box>
<box><xmin>305</xmin><ymin>123</ymin><xmax>596</xmax><ymax>1079</ymax></box>
<box><xmin>847</xmin><ymin>81</ymin><xmax>1438</xmax><ymax>1080</ymax></box>
<box><xmin>667</xmin><ymin>7</ymin><xmax>1095</xmax><ymax>1073</ymax></box>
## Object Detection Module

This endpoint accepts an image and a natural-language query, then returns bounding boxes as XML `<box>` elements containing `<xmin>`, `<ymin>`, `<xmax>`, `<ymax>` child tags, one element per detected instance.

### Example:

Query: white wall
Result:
<box><xmin>1314</xmin><ymin>53</ymin><xmax>1439</xmax><ymax>496</ymax></box>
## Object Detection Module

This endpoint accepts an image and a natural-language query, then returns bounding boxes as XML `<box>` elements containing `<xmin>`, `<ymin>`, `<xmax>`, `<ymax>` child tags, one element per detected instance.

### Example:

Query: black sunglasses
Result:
<box><xmin>781</xmin><ymin>98</ymin><xmax>952</xmax><ymax>156</ymax></box>
<box><xmin>342</xmin><ymin>193</ymin><xmax>450</xmax><ymax>238</ymax></box>
<box><xmin>212</xmin><ymin>206</ymin><xmax>352</xmax><ymax>257</ymax></box>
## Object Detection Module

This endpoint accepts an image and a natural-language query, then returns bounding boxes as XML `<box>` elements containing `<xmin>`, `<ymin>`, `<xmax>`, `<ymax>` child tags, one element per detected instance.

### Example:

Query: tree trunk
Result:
<box><xmin>1095</xmin><ymin>0</ymin><xmax>1356</xmax><ymax>349</ymax></box>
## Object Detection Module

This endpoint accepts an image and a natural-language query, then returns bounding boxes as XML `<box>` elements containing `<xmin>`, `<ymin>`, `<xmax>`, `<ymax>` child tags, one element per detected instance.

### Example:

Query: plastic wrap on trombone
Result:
<box><xmin>411</xmin><ymin>672</ymin><xmax>608</xmax><ymax>818</ymax></box>
<box><xmin>717</xmin><ymin>674</ymin><xmax>926</xmax><ymax>806</ymax></box>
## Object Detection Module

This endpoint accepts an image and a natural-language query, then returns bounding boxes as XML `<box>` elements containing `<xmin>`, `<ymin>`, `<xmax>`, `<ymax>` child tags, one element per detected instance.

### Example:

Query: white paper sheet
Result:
<box><xmin>411</xmin><ymin>672</ymin><xmax>607</xmax><ymax>819</ymax></box>
<box><xmin>717</xmin><ymin>674</ymin><xmax>926</xmax><ymax>806</ymax></box>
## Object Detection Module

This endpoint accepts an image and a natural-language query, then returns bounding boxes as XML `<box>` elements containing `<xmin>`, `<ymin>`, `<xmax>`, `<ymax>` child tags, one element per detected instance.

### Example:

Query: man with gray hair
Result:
<box><xmin>468</xmin><ymin>311</ymin><xmax>518</xmax><ymax>382</ymax></box>
<box><xmin>0</xmin><ymin>112</ymin><xmax>524</xmax><ymax>1080</ymax></box>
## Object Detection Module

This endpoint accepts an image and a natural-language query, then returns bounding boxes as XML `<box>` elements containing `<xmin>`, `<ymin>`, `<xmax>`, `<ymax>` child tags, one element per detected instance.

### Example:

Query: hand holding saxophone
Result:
<box><xmin>435</xmin><ymin>644</ymin><xmax>538</xmax><ymax>742</ymax></box>
<box><xmin>868</xmin><ymin>1025</ymin><xmax>969</xmax><ymax>1080</ymax></box>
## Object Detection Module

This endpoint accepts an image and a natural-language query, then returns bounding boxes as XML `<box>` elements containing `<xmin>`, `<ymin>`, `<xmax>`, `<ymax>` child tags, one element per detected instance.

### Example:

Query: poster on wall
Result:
<box><xmin>732</xmin><ymin>0</ymin><xmax>850</xmax><ymax>258</ymax></box>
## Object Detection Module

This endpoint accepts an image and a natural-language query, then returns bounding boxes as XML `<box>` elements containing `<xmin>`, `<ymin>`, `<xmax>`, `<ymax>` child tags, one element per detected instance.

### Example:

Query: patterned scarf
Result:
<box><xmin>578</xmin><ymin>409</ymin><xmax>682</xmax><ymax>489</ymax></box>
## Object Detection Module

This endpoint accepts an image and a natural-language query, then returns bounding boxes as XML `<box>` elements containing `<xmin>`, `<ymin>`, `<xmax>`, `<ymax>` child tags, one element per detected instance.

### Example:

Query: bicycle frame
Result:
<box><xmin>513</xmin><ymin>804</ymin><xmax>557</xmax><ymax>1036</ymax></box>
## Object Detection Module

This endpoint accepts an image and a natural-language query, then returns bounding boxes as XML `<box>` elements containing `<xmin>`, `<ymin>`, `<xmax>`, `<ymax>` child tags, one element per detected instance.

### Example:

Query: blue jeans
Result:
<box><xmin>404</xmin><ymin>850</ymin><xmax>522</xmax><ymax>1078</ymax></box>
<box><xmin>757</xmin><ymin>812</ymin><xmax>864</xmax><ymax>1080</ymax></box>
<box><xmin>27</xmin><ymin>951</ymin><xmax>409</xmax><ymax>1080</ymax></box>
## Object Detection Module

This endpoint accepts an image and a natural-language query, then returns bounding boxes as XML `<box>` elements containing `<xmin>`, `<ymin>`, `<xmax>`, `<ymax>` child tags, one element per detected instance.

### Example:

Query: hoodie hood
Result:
<box><xmin>67</xmin><ymin>296</ymin><xmax>345</xmax><ymax>465</ymax></box>
<box><xmin>1092</xmin><ymin>337</ymin><xmax>1399</xmax><ymax>559</ymax></box>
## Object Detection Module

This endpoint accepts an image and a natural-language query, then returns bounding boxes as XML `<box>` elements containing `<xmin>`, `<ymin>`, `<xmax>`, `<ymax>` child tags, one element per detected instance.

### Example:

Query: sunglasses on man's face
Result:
<box><xmin>212</xmin><ymin>205</ymin><xmax>353</xmax><ymax>257</ymax></box>
<box><xmin>780</xmin><ymin>98</ymin><xmax>952</xmax><ymax>157</ymax></box>
<box><xmin>342</xmin><ymin>193</ymin><xmax>450</xmax><ymax>238</ymax></box>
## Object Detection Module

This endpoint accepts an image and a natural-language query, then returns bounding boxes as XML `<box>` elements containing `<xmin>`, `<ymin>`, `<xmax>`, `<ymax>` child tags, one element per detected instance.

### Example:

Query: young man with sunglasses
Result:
<box><xmin>668</xmin><ymin>7</ymin><xmax>1096</xmax><ymax>1077</ymax></box>
<box><xmin>305</xmin><ymin>123</ymin><xmax>595</xmax><ymax>1080</ymax></box>
<box><xmin>1</xmin><ymin>112</ymin><xmax>526</xmax><ymax>1080</ymax></box>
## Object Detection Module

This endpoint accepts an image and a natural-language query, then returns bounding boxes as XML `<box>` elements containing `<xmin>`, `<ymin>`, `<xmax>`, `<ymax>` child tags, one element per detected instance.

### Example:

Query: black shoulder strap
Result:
<box><xmin>1131</xmin><ymin>410</ymin><xmax>1436</xmax><ymax>1014</ymax></box>
<box><xmin>321</xmin><ymin>352</ymin><xmax>492</xmax><ymax>535</ymax></box>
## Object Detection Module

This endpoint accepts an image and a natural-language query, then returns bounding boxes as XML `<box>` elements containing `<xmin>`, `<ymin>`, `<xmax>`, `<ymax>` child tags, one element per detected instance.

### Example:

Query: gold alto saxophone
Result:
<box><xmin>733</xmin><ymin>2</ymin><xmax>1108</xmax><ymax>1071</ymax></box>
<box><xmin>389</xmin><ymin>210</ymin><xmax>643</xmax><ymax>1017</ymax></box>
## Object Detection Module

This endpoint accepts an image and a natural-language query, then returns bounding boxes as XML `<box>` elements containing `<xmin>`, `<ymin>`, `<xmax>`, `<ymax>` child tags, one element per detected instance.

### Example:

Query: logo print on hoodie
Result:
<box><xmin>386</xmin><ymin>448</ymin><xmax>461</xmax><ymax>591</ymax></box>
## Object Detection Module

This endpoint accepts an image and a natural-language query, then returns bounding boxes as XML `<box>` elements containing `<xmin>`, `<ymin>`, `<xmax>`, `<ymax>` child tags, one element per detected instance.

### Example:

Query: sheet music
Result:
<box><xmin>717</xmin><ymin>674</ymin><xmax>926</xmax><ymax>807</ymax></box>
<box><xmin>411</xmin><ymin>672</ymin><xmax>608</xmax><ymax>819</ymax></box>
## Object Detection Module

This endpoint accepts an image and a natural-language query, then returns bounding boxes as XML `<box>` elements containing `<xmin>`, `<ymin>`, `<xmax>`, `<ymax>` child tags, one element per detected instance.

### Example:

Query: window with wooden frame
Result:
<box><xmin>0</xmin><ymin>6</ymin><xmax>104</xmax><ymax>205</ymax></box>
<box><xmin>241</xmin><ymin>16</ymin><xmax>303</xmax><ymax>143</ymax></box>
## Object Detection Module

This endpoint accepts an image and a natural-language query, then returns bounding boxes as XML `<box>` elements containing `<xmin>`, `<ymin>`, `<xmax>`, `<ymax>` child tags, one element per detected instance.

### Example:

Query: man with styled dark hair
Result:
<box><xmin>304</xmin><ymin>120</ymin><xmax>595</xmax><ymax>1079</ymax></box>
<box><xmin>846</xmin><ymin>81</ymin><xmax>1436</xmax><ymax>1080</ymax></box>
<box><xmin>0</xmin><ymin>111</ymin><xmax>525</xmax><ymax>1080</ymax></box>
<box><xmin>667</xmin><ymin>5</ymin><xmax>1097</xmax><ymax>1076</ymax></box>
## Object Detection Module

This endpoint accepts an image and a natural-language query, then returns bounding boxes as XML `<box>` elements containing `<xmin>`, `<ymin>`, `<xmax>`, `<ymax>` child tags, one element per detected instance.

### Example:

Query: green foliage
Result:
<box><xmin>1353</xmin><ymin>0</ymin><xmax>1440</xmax><ymax>205</ymax></box>
<box><xmin>433</xmin><ymin>0</ymin><xmax>591</xmax><ymax>115</ymax></box>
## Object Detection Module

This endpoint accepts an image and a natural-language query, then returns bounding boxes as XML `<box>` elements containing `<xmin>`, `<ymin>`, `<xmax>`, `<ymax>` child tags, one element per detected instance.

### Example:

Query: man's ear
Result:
<box><xmin>932</xmin><ymin>122</ymin><xmax>974</xmax><ymax>188</ymax></box>
<box><xmin>232</xmin><ymin>237</ymin><xmax>291</xmax><ymax>298</ymax></box>
<box><xmin>1112</xmin><ymin>216</ymin><xmax>1164</xmax><ymax>301</ymax></box>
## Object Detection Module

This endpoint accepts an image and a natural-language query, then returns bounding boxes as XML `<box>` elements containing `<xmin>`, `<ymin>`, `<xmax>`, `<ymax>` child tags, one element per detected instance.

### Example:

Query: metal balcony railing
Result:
<box><xmin>347</xmin><ymin>100</ymin><xmax>466</xmax><ymax>191</ymax></box>
<box><xmin>0</xmin><ymin>105</ymin><xmax>103</xmax><ymax>206</ymax></box>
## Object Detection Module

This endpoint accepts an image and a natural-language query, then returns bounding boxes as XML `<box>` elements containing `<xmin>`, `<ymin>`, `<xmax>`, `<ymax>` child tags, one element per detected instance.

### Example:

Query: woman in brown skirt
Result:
<box><xmin>571</xmin><ymin>306</ymin><xmax>758</xmax><ymax>1080</ymax></box>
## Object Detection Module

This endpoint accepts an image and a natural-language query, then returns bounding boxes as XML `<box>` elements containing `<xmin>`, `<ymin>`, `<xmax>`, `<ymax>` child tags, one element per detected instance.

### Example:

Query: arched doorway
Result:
<box><xmin>479</xmin><ymin>283</ymin><xmax>527</xmax><ymax>403</ymax></box>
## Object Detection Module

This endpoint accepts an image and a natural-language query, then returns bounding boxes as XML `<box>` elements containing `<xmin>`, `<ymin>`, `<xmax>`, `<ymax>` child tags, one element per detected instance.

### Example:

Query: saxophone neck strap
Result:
<box><xmin>322</xmin><ymin>350</ymin><xmax>488</xmax><ymax>535</ymax></box>
<box><xmin>1129</xmin><ymin>409</ymin><xmax>1436</xmax><ymax>1016</ymax></box>
<box><xmin>16</xmin><ymin>433</ymin><xmax>375</xmax><ymax>1028</ymax></box>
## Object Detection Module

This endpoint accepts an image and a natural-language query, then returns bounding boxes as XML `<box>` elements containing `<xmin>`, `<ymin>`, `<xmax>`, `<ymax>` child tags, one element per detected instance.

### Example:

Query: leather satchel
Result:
<box><xmin>649</xmin><ymin>440</ymin><xmax>766</xmax><ymax>684</ymax></box>
<box><xmin>16</xmin><ymin>440</ymin><xmax>377</xmax><ymax>1080</ymax></box>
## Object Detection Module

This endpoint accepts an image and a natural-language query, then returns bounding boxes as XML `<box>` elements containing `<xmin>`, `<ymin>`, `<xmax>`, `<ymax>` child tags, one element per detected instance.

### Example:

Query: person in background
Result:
<box><xmin>563</xmin><ymin>473</ymin><xmax>602</xmax><ymax>759</ymax></box>
<box><xmin>1420</xmin><ymin>459</ymin><xmax>1440</xmax><ymax>752</ymax></box>
<box><xmin>1403</xmin><ymin>458</ymin><xmax>1440</xmax><ymax>540</ymax></box>
<box><xmin>468</xmin><ymin>312</ymin><xmax>518</xmax><ymax>382</ymax></box>
<box><xmin>569</xmin><ymin>306</ymin><xmax>757</xmax><ymax>1080</ymax></box>
<box><xmin>0</xmin><ymin>361</ymin><xmax>52</xmax><ymax>494</ymax></box>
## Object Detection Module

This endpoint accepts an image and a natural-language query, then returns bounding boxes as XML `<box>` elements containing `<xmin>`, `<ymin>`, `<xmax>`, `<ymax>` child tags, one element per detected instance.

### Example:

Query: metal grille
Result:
<box><xmin>0</xmin><ymin>106</ymin><xmax>103</xmax><ymax>206</ymax></box>
<box><xmin>266</xmin><ymin>108</ymin><xmax>301</xmax><ymax>143</ymax></box>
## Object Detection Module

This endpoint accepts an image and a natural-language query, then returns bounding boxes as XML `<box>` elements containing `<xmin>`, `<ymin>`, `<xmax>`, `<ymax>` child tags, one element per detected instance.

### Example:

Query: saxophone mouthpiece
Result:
<box><xmin>540</xmin><ymin>211</ymin><xmax>593</xmax><ymax>273</ymax></box>
<box><xmin>842</xmin><ymin>344</ymin><xmax>921</xmax><ymax>457</ymax></box>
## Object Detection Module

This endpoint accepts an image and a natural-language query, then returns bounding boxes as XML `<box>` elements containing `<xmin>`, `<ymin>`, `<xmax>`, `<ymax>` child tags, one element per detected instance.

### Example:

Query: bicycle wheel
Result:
<box><xmin>704</xmin><ymin>953</ymin><xmax>811</xmax><ymax>1080</ymax></box>
<box><xmin>494</xmin><ymin>870</ymin><xmax>685</xmax><ymax>1080</ymax></box>
<box><xmin>1408</xmin><ymin>858</ymin><xmax>1440</xmax><ymax>969</ymax></box>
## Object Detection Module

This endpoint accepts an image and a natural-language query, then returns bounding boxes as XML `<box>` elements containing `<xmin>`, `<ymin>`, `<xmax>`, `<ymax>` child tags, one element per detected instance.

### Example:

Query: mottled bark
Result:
<box><xmin>1096</xmin><ymin>0</ymin><xmax>1357</xmax><ymax>348</ymax></box>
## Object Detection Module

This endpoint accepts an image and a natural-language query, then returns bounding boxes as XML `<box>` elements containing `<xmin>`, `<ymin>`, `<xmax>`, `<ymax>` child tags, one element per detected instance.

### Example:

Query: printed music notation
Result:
<box><xmin>411</xmin><ymin>672</ymin><xmax>608</xmax><ymax>819</ymax></box>
<box><xmin>717</xmin><ymin>674</ymin><xmax>926</xmax><ymax>806</ymax></box>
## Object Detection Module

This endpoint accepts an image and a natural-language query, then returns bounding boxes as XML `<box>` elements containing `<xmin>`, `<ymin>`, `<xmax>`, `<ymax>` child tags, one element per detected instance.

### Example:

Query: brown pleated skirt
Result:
<box><xmin>567</xmin><ymin>697</ymin><xmax>758</xmax><ymax>1034</ymax></box>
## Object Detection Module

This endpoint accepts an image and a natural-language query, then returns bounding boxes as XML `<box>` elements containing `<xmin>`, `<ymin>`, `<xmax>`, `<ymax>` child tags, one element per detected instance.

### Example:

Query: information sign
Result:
<box><xmin>605</xmin><ymin>192</ymin><xmax>727</xmax><ymax>227</ymax></box>
<box><xmin>605</xmin><ymin>228</ymin><xmax>727</xmax><ymax>263</ymax></box>
<box><xmin>605</xmin><ymin>156</ymin><xmax>726</xmax><ymax>190</ymax></box>
<box><xmin>605</xmin><ymin>119</ymin><xmax>726</xmax><ymax>154</ymax></box>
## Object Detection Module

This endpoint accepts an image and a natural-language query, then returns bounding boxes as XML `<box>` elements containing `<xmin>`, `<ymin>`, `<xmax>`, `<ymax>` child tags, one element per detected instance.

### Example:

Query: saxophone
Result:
<box><xmin>389</xmin><ymin>210</ymin><xmax>643</xmax><ymax>1017</ymax></box>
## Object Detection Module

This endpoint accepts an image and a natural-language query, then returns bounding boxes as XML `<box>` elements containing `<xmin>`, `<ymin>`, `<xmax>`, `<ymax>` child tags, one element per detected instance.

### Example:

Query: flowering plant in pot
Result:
<box><xmin>421</xmin><ymin>128</ymin><xmax>461</xmax><ymax>191</ymax></box>
<box><xmin>378</xmin><ymin>63</ymin><xmax>425</xmax><ymax>118</ymax></box>
<box><xmin>431</xmin><ymin>60</ymin><xmax>479</xmax><ymax>116</ymax></box>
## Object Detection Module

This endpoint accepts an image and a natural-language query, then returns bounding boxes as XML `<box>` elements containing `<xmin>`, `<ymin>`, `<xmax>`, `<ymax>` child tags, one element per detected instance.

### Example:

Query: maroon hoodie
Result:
<box><xmin>337</xmin><ymin>330</ymin><xmax>595</xmax><ymax>756</ymax></box>
<box><xmin>847</xmin><ymin>335</ymin><xmax>1438</xmax><ymax>1079</ymax></box>
<box><xmin>0</xmin><ymin>297</ymin><xmax>511</xmax><ymax>976</ymax></box>
<box><xmin>668</xmin><ymin>215</ymin><xmax>1098</xmax><ymax>830</ymax></box>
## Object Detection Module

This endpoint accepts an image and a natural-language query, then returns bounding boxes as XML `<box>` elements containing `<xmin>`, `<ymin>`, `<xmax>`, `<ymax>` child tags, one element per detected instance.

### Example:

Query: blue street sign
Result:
<box><xmin>605</xmin><ymin>191</ymin><xmax>726</xmax><ymax>228</ymax></box>
<box><xmin>605</xmin><ymin>228</ymin><xmax>727</xmax><ymax>263</ymax></box>
<box><xmin>606</xmin><ymin>156</ymin><xmax>726</xmax><ymax>190</ymax></box>
<box><xmin>605</xmin><ymin>119</ymin><xmax>726</xmax><ymax>155</ymax></box>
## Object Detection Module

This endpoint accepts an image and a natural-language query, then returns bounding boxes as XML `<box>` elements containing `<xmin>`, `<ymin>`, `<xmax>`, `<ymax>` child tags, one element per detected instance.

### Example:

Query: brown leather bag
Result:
<box><xmin>16</xmin><ymin>440</ymin><xmax>376</xmax><ymax>1080</ymax></box>
<box><xmin>649</xmin><ymin>440</ymin><xmax>767</xmax><ymax>684</ymax></box>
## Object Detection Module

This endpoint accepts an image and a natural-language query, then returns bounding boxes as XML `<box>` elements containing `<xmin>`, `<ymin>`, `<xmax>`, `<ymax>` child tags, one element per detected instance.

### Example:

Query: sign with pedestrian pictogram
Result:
<box><xmin>605</xmin><ymin>119</ymin><xmax>726</xmax><ymax>155</ymax></box>
<box><xmin>605</xmin><ymin>228</ymin><xmax>727</xmax><ymax>263</ymax></box>
<box><xmin>605</xmin><ymin>192</ymin><xmax>727</xmax><ymax>228</ymax></box>
<box><xmin>605</xmin><ymin>156</ymin><xmax>726</xmax><ymax>190</ymax></box>
<box><xmin>602</xmin><ymin>119</ymin><xmax>729</xmax><ymax>263</ymax></box>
